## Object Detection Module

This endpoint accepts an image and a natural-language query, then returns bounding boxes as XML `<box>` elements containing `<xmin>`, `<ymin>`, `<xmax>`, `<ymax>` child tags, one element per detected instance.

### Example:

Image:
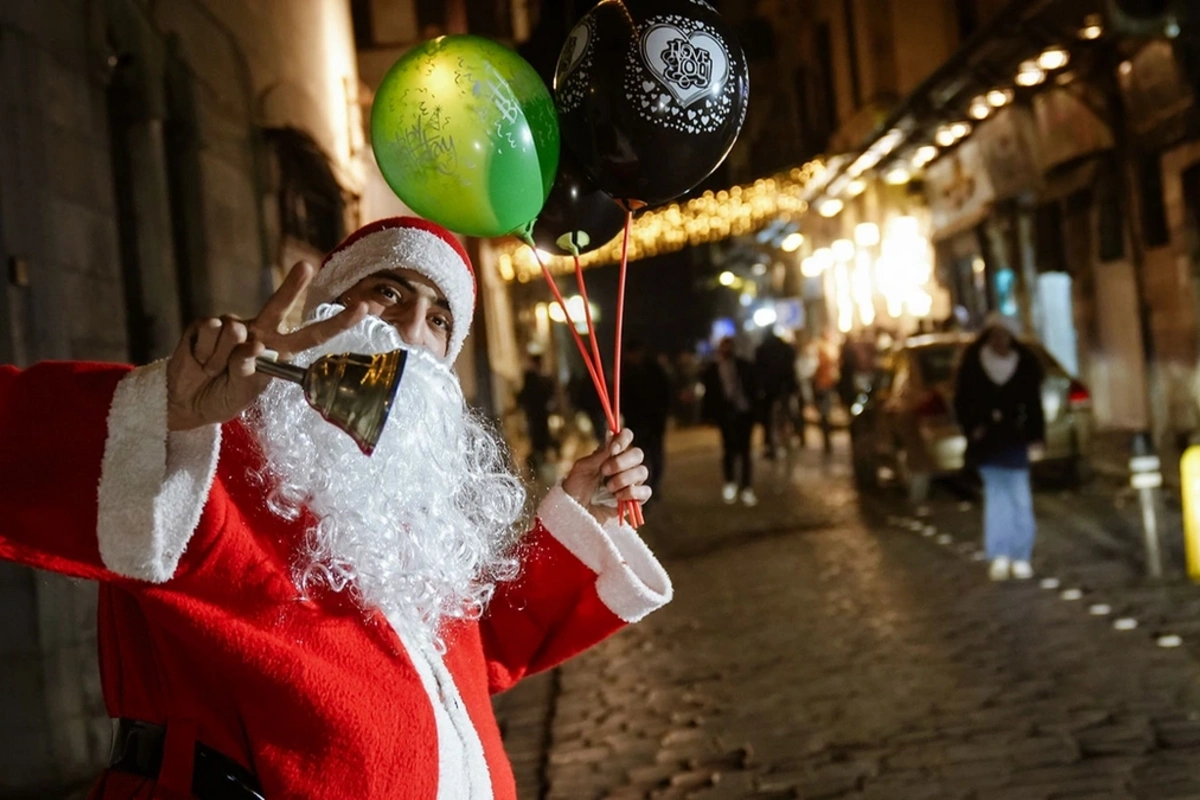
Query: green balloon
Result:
<box><xmin>371</xmin><ymin>35</ymin><xmax>560</xmax><ymax>238</ymax></box>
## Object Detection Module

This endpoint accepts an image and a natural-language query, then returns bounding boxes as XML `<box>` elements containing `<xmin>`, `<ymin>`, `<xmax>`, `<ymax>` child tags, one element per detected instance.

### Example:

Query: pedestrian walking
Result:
<box><xmin>837</xmin><ymin>329</ymin><xmax>877</xmax><ymax>412</ymax></box>
<box><xmin>702</xmin><ymin>337</ymin><xmax>759</xmax><ymax>506</ymax></box>
<box><xmin>517</xmin><ymin>353</ymin><xmax>557</xmax><ymax>475</ymax></box>
<box><xmin>953</xmin><ymin>313</ymin><xmax>1046</xmax><ymax>581</ymax></box>
<box><xmin>621</xmin><ymin>341</ymin><xmax>673</xmax><ymax>498</ymax></box>
<box><xmin>755</xmin><ymin>331</ymin><xmax>800</xmax><ymax>460</ymax></box>
<box><xmin>812</xmin><ymin>333</ymin><xmax>840</xmax><ymax>454</ymax></box>
<box><xmin>672</xmin><ymin>351</ymin><xmax>703</xmax><ymax>428</ymax></box>
<box><xmin>793</xmin><ymin>336</ymin><xmax>817</xmax><ymax>448</ymax></box>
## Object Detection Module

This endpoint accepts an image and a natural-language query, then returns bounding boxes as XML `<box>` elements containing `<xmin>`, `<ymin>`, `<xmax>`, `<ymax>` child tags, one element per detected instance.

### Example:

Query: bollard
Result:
<box><xmin>1130</xmin><ymin>432</ymin><xmax>1164</xmax><ymax>579</ymax></box>
<box><xmin>1180</xmin><ymin>445</ymin><xmax>1200</xmax><ymax>580</ymax></box>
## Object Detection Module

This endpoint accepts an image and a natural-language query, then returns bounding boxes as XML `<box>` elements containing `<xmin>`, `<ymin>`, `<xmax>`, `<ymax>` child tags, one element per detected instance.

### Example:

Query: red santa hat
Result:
<box><xmin>304</xmin><ymin>217</ymin><xmax>476</xmax><ymax>362</ymax></box>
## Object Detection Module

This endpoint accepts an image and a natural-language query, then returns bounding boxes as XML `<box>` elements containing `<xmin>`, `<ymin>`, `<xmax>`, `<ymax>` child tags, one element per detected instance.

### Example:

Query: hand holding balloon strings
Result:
<box><xmin>523</xmin><ymin>146</ymin><xmax>627</xmax><ymax>479</ymax></box>
<box><xmin>521</xmin><ymin>228</ymin><xmax>644</xmax><ymax>528</ymax></box>
<box><xmin>545</xmin><ymin>0</ymin><xmax>749</xmax><ymax>524</ymax></box>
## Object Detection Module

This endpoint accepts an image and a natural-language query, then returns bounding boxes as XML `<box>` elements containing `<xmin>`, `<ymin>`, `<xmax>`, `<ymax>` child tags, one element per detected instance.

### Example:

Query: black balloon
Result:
<box><xmin>553</xmin><ymin>0</ymin><xmax>750</xmax><ymax>209</ymax></box>
<box><xmin>532</xmin><ymin>150</ymin><xmax>628</xmax><ymax>256</ymax></box>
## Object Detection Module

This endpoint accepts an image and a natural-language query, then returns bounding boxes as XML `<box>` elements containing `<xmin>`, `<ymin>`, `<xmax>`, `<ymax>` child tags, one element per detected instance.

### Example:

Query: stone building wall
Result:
<box><xmin>0</xmin><ymin>3</ymin><xmax>125</xmax><ymax>792</ymax></box>
<box><xmin>0</xmin><ymin>0</ymin><xmax>362</xmax><ymax>793</ymax></box>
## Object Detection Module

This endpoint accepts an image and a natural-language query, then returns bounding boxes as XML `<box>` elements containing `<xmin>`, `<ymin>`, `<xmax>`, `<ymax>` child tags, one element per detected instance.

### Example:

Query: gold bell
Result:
<box><xmin>255</xmin><ymin>350</ymin><xmax>408</xmax><ymax>456</ymax></box>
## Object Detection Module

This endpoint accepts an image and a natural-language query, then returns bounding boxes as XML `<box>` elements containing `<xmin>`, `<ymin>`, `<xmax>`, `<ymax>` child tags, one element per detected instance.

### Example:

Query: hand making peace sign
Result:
<box><xmin>166</xmin><ymin>262</ymin><xmax>368</xmax><ymax>432</ymax></box>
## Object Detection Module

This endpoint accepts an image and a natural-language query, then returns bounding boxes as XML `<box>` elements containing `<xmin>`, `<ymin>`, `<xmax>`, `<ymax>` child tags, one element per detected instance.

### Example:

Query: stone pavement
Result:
<box><xmin>495</xmin><ymin>427</ymin><xmax>1200</xmax><ymax>800</ymax></box>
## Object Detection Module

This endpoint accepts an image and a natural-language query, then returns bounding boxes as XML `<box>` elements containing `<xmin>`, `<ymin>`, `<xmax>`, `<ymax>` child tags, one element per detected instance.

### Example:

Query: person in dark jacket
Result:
<box><xmin>518</xmin><ymin>354</ymin><xmax>557</xmax><ymax>473</ymax></box>
<box><xmin>702</xmin><ymin>337</ymin><xmax>759</xmax><ymax>506</ymax></box>
<box><xmin>953</xmin><ymin>314</ymin><xmax>1046</xmax><ymax>581</ymax></box>
<box><xmin>620</xmin><ymin>341</ymin><xmax>673</xmax><ymax>498</ymax></box>
<box><xmin>755</xmin><ymin>332</ymin><xmax>800</xmax><ymax>459</ymax></box>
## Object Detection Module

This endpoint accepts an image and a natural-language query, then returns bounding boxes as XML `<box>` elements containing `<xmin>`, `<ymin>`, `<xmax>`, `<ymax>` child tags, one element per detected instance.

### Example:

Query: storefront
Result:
<box><xmin>925</xmin><ymin>138</ymin><xmax>996</xmax><ymax>328</ymax></box>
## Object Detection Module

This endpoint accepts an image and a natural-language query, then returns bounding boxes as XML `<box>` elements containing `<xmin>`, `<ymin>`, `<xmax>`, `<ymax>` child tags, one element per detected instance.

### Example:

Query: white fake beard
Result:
<box><xmin>243</xmin><ymin>304</ymin><xmax>527</xmax><ymax>650</ymax></box>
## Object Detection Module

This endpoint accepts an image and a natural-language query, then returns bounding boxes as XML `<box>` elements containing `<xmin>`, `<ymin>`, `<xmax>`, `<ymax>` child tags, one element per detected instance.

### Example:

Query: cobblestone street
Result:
<box><xmin>496</xmin><ymin>427</ymin><xmax>1200</xmax><ymax>800</ymax></box>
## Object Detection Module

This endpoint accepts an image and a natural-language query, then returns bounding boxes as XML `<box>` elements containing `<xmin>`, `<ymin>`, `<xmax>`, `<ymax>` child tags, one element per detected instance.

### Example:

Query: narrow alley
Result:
<box><xmin>497</xmin><ymin>429</ymin><xmax>1200</xmax><ymax>800</ymax></box>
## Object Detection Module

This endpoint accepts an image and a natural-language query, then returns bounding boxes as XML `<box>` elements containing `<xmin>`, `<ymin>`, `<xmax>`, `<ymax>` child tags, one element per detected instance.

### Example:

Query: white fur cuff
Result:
<box><xmin>97</xmin><ymin>361</ymin><xmax>221</xmax><ymax>582</ymax></box>
<box><xmin>535</xmin><ymin>486</ymin><xmax>673</xmax><ymax>623</ymax></box>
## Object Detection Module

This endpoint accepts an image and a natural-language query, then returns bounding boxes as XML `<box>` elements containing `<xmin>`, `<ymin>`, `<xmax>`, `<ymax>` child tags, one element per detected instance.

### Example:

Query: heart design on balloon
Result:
<box><xmin>640</xmin><ymin>23</ymin><xmax>730</xmax><ymax>109</ymax></box>
<box><xmin>557</xmin><ymin>20</ymin><xmax>592</xmax><ymax>84</ymax></box>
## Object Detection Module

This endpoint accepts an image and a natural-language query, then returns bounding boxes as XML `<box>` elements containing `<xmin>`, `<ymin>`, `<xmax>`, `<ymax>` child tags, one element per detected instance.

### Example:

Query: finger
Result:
<box><xmin>174</xmin><ymin>319</ymin><xmax>206</xmax><ymax>363</ymax></box>
<box><xmin>614</xmin><ymin>484</ymin><xmax>653</xmax><ymax>505</ymax></box>
<box><xmin>255</xmin><ymin>262</ymin><xmax>316</xmax><ymax>333</ymax></box>
<box><xmin>603</xmin><ymin>446</ymin><xmax>645</xmax><ymax>477</ymax></box>
<box><xmin>229</xmin><ymin>339</ymin><xmax>266</xmax><ymax>379</ymax></box>
<box><xmin>607</xmin><ymin>464</ymin><xmax>649</xmax><ymax>494</ymax></box>
<box><xmin>280</xmin><ymin>302</ymin><xmax>368</xmax><ymax>354</ymax></box>
<box><xmin>609</xmin><ymin>427</ymin><xmax>635</xmax><ymax>456</ymax></box>
<box><xmin>204</xmin><ymin>318</ymin><xmax>249</xmax><ymax>376</ymax></box>
<box><xmin>191</xmin><ymin>318</ymin><xmax>223</xmax><ymax>365</ymax></box>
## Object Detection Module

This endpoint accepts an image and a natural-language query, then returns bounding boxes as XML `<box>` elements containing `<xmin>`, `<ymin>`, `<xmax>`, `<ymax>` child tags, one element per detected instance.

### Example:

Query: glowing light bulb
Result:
<box><xmin>855</xmin><ymin>223</ymin><xmax>881</xmax><ymax>248</ymax></box>
<box><xmin>818</xmin><ymin>199</ymin><xmax>844</xmax><ymax>218</ymax></box>
<box><xmin>1037</xmin><ymin>47</ymin><xmax>1070</xmax><ymax>71</ymax></box>
<box><xmin>801</xmin><ymin>257</ymin><xmax>825</xmax><ymax>278</ymax></box>
<box><xmin>813</xmin><ymin>248</ymin><xmax>835</xmax><ymax>273</ymax></box>
<box><xmin>753</xmin><ymin>307</ymin><xmax>777</xmax><ymax>328</ymax></box>
<box><xmin>913</xmin><ymin>145</ymin><xmax>939</xmax><ymax>168</ymax></box>
<box><xmin>987</xmin><ymin>88</ymin><xmax>1014</xmax><ymax>107</ymax></box>
<box><xmin>1016</xmin><ymin>60</ymin><xmax>1046</xmax><ymax>87</ymax></box>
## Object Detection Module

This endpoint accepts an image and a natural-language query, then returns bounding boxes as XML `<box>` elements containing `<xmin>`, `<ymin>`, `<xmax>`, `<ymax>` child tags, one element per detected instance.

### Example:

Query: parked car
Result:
<box><xmin>849</xmin><ymin>333</ymin><xmax>1094</xmax><ymax>493</ymax></box>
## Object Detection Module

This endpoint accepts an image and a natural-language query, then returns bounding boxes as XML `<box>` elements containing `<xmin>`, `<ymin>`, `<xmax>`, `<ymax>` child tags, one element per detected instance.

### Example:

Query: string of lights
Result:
<box><xmin>496</xmin><ymin>160</ymin><xmax>826</xmax><ymax>283</ymax></box>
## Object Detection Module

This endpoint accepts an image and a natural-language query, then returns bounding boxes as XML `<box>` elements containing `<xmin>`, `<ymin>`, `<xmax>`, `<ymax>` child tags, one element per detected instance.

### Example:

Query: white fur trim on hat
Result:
<box><xmin>304</xmin><ymin>225</ymin><xmax>476</xmax><ymax>363</ymax></box>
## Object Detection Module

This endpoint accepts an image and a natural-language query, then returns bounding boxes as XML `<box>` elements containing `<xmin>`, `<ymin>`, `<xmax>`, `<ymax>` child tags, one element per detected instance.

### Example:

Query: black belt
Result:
<box><xmin>109</xmin><ymin>718</ymin><xmax>266</xmax><ymax>800</ymax></box>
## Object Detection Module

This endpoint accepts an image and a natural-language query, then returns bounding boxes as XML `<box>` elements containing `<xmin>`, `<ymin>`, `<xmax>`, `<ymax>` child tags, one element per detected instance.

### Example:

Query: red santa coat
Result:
<box><xmin>0</xmin><ymin>361</ymin><xmax>672</xmax><ymax>799</ymax></box>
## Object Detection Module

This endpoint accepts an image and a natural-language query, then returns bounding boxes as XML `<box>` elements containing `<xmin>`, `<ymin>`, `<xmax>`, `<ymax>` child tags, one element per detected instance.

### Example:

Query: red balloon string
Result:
<box><xmin>526</xmin><ymin>244</ymin><xmax>615</xmax><ymax>431</ymax></box>
<box><xmin>611</xmin><ymin>211</ymin><xmax>644</xmax><ymax>527</ymax></box>
<box><xmin>572</xmin><ymin>254</ymin><xmax>609</xmax><ymax>413</ymax></box>
<box><xmin>525</xmin><ymin>240</ymin><xmax>641</xmax><ymax>529</ymax></box>
<box><xmin>574</xmin><ymin>250</ymin><xmax>642</xmax><ymax>528</ymax></box>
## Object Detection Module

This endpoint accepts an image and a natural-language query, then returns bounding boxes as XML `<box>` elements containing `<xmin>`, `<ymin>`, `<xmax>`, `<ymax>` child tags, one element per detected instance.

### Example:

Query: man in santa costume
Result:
<box><xmin>0</xmin><ymin>216</ymin><xmax>671</xmax><ymax>799</ymax></box>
